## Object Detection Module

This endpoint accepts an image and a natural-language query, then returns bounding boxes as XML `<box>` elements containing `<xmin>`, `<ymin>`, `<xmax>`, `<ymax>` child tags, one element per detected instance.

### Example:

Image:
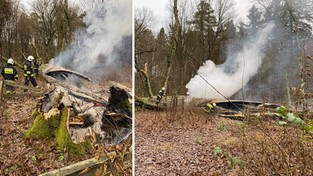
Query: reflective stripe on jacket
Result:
<box><xmin>23</xmin><ymin>60</ymin><xmax>34</xmax><ymax>77</ymax></box>
<box><xmin>1</xmin><ymin>64</ymin><xmax>18</xmax><ymax>81</ymax></box>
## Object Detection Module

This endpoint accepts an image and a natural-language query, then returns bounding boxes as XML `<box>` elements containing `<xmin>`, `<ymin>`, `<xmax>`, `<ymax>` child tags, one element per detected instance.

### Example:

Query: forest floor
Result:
<box><xmin>135</xmin><ymin>109</ymin><xmax>241</xmax><ymax>176</ymax></box>
<box><xmin>135</xmin><ymin>108</ymin><xmax>313</xmax><ymax>176</ymax></box>
<box><xmin>0</xmin><ymin>96</ymin><xmax>90</xmax><ymax>175</ymax></box>
<box><xmin>0</xmin><ymin>77</ymin><xmax>132</xmax><ymax>175</ymax></box>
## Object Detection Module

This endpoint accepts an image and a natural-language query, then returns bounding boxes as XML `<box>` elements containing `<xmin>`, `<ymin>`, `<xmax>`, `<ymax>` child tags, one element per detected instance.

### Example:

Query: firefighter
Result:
<box><xmin>155</xmin><ymin>87</ymin><xmax>165</xmax><ymax>105</ymax></box>
<box><xmin>1</xmin><ymin>58</ymin><xmax>18</xmax><ymax>94</ymax></box>
<box><xmin>33</xmin><ymin>58</ymin><xmax>41</xmax><ymax>76</ymax></box>
<box><xmin>23</xmin><ymin>55</ymin><xmax>39</xmax><ymax>88</ymax></box>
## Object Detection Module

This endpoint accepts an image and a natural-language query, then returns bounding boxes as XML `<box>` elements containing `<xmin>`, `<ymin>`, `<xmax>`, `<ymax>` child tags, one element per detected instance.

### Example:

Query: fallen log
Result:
<box><xmin>39</xmin><ymin>152</ymin><xmax>117</xmax><ymax>176</ymax></box>
<box><xmin>135</xmin><ymin>96</ymin><xmax>165</xmax><ymax>110</ymax></box>
<box><xmin>3</xmin><ymin>80</ymin><xmax>45</xmax><ymax>97</ymax></box>
<box><xmin>4</xmin><ymin>80</ymin><xmax>43</xmax><ymax>92</ymax></box>
<box><xmin>5</xmin><ymin>92</ymin><xmax>45</xmax><ymax>98</ymax></box>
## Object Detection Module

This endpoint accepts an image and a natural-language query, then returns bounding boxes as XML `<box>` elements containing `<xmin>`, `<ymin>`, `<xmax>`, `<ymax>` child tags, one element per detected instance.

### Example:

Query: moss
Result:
<box><xmin>25</xmin><ymin>113</ymin><xmax>61</xmax><ymax>138</ymax></box>
<box><xmin>26</xmin><ymin>107</ymin><xmax>91</xmax><ymax>157</ymax></box>
<box><xmin>31</xmin><ymin>109</ymin><xmax>40</xmax><ymax>118</ymax></box>
<box><xmin>56</xmin><ymin>108</ymin><xmax>90</xmax><ymax>157</ymax></box>
<box><xmin>121</xmin><ymin>97</ymin><xmax>131</xmax><ymax>116</ymax></box>
<box><xmin>54</xmin><ymin>93</ymin><xmax>63</xmax><ymax>107</ymax></box>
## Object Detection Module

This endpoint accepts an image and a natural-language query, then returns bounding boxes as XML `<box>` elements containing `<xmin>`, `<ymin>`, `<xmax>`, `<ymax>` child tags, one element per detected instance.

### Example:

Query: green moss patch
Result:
<box><xmin>25</xmin><ymin>111</ymin><xmax>60</xmax><ymax>138</ymax></box>
<box><xmin>31</xmin><ymin>109</ymin><xmax>40</xmax><ymax>118</ymax></box>
<box><xmin>56</xmin><ymin>108</ymin><xmax>89</xmax><ymax>157</ymax></box>
<box><xmin>25</xmin><ymin>108</ymin><xmax>91</xmax><ymax>158</ymax></box>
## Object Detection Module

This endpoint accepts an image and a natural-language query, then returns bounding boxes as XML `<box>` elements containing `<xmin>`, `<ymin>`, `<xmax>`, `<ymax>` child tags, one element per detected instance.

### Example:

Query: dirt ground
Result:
<box><xmin>135</xmin><ymin>109</ymin><xmax>243</xmax><ymax>176</ymax></box>
<box><xmin>135</xmin><ymin>105</ymin><xmax>313</xmax><ymax>176</ymax></box>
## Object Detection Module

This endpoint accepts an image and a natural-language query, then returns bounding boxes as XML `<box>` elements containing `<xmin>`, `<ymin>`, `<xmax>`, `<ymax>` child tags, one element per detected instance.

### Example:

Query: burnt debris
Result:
<box><xmin>39</xmin><ymin>64</ymin><xmax>132</xmax><ymax>145</ymax></box>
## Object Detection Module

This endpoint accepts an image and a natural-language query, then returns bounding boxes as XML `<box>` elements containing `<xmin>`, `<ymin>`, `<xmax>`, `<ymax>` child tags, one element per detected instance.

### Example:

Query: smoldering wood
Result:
<box><xmin>106</xmin><ymin>112</ymin><xmax>132</xmax><ymax>122</ymax></box>
<box><xmin>72</xmin><ymin>103</ymin><xmax>94</xmax><ymax>114</ymax></box>
<box><xmin>37</xmin><ymin>64</ymin><xmax>132</xmax><ymax>145</ymax></box>
<box><xmin>40</xmin><ymin>85</ymin><xmax>131</xmax><ymax>144</ymax></box>
<box><xmin>42</xmin><ymin>72</ymin><xmax>108</xmax><ymax>105</ymax></box>
<box><xmin>108</xmin><ymin>86</ymin><xmax>131</xmax><ymax>116</ymax></box>
<box><xmin>68</xmin><ymin>90</ymin><xmax>107</xmax><ymax>106</ymax></box>
<box><xmin>108</xmin><ymin>81</ymin><xmax>132</xmax><ymax>97</ymax></box>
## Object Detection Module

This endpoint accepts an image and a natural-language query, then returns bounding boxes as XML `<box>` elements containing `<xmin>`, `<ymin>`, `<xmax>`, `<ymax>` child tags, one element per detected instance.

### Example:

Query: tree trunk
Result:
<box><xmin>135</xmin><ymin>57</ymin><xmax>154</xmax><ymax>99</ymax></box>
<box><xmin>31</xmin><ymin>40</ymin><xmax>41</xmax><ymax>62</ymax></box>
<box><xmin>162</xmin><ymin>0</ymin><xmax>180</xmax><ymax>96</ymax></box>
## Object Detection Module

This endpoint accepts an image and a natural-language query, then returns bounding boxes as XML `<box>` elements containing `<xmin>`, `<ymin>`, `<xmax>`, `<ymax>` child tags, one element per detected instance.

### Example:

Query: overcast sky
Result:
<box><xmin>20</xmin><ymin>0</ymin><xmax>34</xmax><ymax>10</ymax></box>
<box><xmin>135</xmin><ymin>0</ymin><xmax>253</xmax><ymax>32</ymax></box>
<box><xmin>20</xmin><ymin>0</ymin><xmax>78</xmax><ymax>11</ymax></box>
<box><xmin>20</xmin><ymin>0</ymin><xmax>252</xmax><ymax>32</ymax></box>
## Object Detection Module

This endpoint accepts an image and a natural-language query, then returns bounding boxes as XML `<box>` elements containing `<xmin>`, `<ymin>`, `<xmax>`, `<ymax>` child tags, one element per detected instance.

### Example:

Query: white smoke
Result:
<box><xmin>50</xmin><ymin>0</ymin><xmax>132</xmax><ymax>75</ymax></box>
<box><xmin>186</xmin><ymin>23</ymin><xmax>274</xmax><ymax>99</ymax></box>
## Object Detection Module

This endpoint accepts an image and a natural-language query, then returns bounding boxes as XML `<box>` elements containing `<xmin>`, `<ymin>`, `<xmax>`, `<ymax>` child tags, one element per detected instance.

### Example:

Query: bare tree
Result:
<box><xmin>30</xmin><ymin>0</ymin><xmax>83</xmax><ymax>62</ymax></box>
<box><xmin>17</xmin><ymin>12</ymin><xmax>33</xmax><ymax>58</ymax></box>
<box><xmin>135</xmin><ymin>8</ymin><xmax>156</xmax><ymax>41</ymax></box>
<box><xmin>162</xmin><ymin>0</ymin><xmax>180</xmax><ymax>95</ymax></box>
<box><xmin>209</xmin><ymin>0</ymin><xmax>235</xmax><ymax>60</ymax></box>
<box><xmin>135</xmin><ymin>8</ymin><xmax>156</xmax><ymax>99</ymax></box>
<box><xmin>215</xmin><ymin>0</ymin><xmax>235</xmax><ymax>28</ymax></box>
<box><xmin>0</xmin><ymin>0</ymin><xmax>12</xmax><ymax>57</ymax></box>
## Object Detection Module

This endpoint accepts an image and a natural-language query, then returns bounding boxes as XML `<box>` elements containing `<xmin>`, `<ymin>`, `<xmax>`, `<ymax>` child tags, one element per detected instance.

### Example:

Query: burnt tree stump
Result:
<box><xmin>108</xmin><ymin>86</ymin><xmax>131</xmax><ymax>117</ymax></box>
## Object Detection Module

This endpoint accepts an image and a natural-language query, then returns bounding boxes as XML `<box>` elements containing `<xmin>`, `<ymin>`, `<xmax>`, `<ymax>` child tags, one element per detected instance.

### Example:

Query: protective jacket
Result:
<box><xmin>23</xmin><ymin>60</ymin><xmax>35</xmax><ymax>77</ymax></box>
<box><xmin>1</xmin><ymin>64</ymin><xmax>18</xmax><ymax>81</ymax></box>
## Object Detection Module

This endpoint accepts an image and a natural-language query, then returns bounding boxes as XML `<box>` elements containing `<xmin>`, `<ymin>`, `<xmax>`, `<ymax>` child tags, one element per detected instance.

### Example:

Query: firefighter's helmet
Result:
<box><xmin>7</xmin><ymin>58</ymin><xmax>14</xmax><ymax>65</ymax></box>
<box><xmin>27</xmin><ymin>55</ymin><xmax>34</xmax><ymax>62</ymax></box>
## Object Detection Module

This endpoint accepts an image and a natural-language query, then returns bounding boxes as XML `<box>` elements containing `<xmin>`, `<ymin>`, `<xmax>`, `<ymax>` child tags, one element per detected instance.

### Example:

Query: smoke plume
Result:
<box><xmin>186</xmin><ymin>23</ymin><xmax>274</xmax><ymax>99</ymax></box>
<box><xmin>50</xmin><ymin>0</ymin><xmax>132</xmax><ymax>81</ymax></box>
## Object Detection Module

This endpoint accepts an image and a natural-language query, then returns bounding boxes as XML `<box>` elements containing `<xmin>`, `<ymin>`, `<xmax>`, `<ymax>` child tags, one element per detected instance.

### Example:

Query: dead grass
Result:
<box><xmin>135</xmin><ymin>108</ymin><xmax>313</xmax><ymax>175</ymax></box>
<box><xmin>233</xmin><ymin>117</ymin><xmax>313</xmax><ymax>176</ymax></box>
<box><xmin>135</xmin><ymin>109</ymin><xmax>239</xmax><ymax>175</ymax></box>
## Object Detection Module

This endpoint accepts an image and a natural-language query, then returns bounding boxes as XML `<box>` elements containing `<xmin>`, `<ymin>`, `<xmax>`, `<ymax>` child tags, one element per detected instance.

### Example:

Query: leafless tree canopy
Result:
<box><xmin>135</xmin><ymin>0</ymin><xmax>313</xmax><ymax>102</ymax></box>
<box><xmin>0</xmin><ymin>0</ymin><xmax>84</xmax><ymax>65</ymax></box>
